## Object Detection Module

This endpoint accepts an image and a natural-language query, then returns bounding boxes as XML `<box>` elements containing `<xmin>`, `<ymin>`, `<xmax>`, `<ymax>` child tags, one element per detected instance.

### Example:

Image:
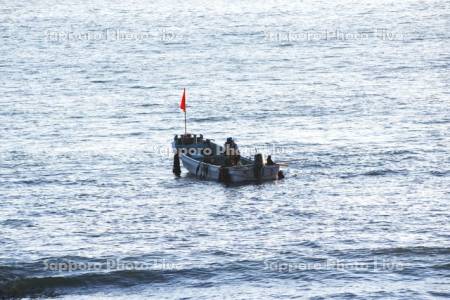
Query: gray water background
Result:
<box><xmin>1</xmin><ymin>0</ymin><xmax>449</xmax><ymax>298</ymax></box>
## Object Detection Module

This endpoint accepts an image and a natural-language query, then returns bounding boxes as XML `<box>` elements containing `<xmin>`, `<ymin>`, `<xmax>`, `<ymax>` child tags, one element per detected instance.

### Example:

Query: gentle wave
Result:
<box><xmin>129</xmin><ymin>85</ymin><xmax>156</xmax><ymax>90</ymax></box>
<box><xmin>1</xmin><ymin>270</ymin><xmax>170</xmax><ymax>298</ymax></box>
<box><xmin>0</xmin><ymin>260</ymin><xmax>263</xmax><ymax>298</ymax></box>
<box><xmin>339</xmin><ymin>169</ymin><xmax>406</xmax><ymax>178</ymax></box>
<box><xmin>371</xmin><ymin>246</ymin><xmax>450</xmax><ymax>256</ymax></box>
<box><xmin>430</xmin><ymin>170</ymin><xmax>450</xmax><ymax>177</ymax></box>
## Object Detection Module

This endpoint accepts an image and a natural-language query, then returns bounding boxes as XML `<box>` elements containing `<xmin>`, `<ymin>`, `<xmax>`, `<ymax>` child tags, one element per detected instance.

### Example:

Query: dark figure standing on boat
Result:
<box><xmin>224</xmin><ymin>137</ymin><xmax>240</xmax><ymax>166</ymax></box>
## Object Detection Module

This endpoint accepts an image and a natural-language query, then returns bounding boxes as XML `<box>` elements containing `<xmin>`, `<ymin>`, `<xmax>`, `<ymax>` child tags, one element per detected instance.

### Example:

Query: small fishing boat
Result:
<box><xmin>172</xmin><ymin>133</ymin><xmax>284</xmax><ymax>183</ymax></box>
<box><xmin>172</xmin><ymin>89</ymin><xmax>285</xmax><ymax>183</ymax></box>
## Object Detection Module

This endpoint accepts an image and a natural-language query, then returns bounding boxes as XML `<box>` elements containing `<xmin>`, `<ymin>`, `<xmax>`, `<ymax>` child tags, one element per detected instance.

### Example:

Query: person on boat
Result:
<box><xmin>224</xmin><ymin>137</ymin><xmax>240</xmax><ymax>166</ymax></box>
<box><xmin>266</xmin><ymin>155</ymin><xmax>274</xmax><ymax>165</ymax></box>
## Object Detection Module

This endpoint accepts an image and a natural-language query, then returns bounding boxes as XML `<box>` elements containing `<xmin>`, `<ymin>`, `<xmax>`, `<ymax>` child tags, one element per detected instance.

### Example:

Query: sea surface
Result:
<box><xmin>1</xmin><ymin>0</ymin><xmax>449</xmax><ymax>299</ymax></box>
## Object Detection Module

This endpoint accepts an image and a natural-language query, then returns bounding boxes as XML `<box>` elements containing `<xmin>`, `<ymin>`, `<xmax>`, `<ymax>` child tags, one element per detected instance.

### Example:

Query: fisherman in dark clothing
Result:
<box><xmin>224</xmin><ymin>137</ymin><xmax>240</xmax><ymax>166</ymax></box>
<box><xmin>266</xmin><ymin>155</ymin><xmax>275</xmax><ymax>165</ymax></box>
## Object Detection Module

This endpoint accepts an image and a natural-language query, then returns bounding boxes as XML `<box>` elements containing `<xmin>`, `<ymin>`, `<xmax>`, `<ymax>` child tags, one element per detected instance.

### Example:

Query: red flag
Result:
<box><xmin>180</xmin><ymin>88</ymin><xmax>186</xmax><ymax>112</ymax></box>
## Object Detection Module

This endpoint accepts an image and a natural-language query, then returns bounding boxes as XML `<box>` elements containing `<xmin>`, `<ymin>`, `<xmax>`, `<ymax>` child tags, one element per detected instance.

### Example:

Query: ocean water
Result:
<box><xmin>1</xmin><ymin>0</ymin><xmax>450</xmax><ymax>298</ymax></box>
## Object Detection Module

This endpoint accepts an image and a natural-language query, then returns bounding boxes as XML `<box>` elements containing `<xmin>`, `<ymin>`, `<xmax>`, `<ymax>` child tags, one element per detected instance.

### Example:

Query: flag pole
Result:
<box><xmin>184</xmin><ymin>107</ymin><xmax>187</xmax><ymax>135</ymax></box>
<box><xmin>184</xmin><ymin>88</ymin><xmax>187</xmax><ymax>135</ymax></box>
<box><xmin>180</xmin><ymin>88</ymin><xmax>187</xmax><ymax>135</ymax></box>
